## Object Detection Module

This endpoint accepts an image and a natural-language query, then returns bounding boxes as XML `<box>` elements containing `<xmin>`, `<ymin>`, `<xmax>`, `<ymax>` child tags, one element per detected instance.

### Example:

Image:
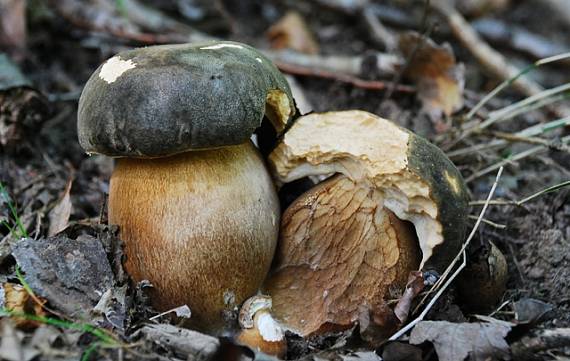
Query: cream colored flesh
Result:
<box><xmin>269</xmin><ymin>110</ymin><xmax>442</xmax><ymax>268</ymax></box>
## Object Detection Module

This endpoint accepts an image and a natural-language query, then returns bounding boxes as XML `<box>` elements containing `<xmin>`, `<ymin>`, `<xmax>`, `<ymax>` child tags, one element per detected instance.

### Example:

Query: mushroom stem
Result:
<box><xmin>108</xmin><ymin>142</ymin><xmax>280</xmax><ymax>331</ymax></box>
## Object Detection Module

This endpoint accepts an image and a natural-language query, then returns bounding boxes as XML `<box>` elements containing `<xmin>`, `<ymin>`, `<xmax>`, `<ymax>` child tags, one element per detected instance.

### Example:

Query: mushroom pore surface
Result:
<box><xmin>109</xmin><ymin>142</ymin><xmax>280</xmax><ymax>331</ymax></box>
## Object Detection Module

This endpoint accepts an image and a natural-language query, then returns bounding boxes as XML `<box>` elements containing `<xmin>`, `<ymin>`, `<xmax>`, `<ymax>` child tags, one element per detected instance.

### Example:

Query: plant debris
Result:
<box><xmin>409</xmin><ymin>319</ymin><xmax>512</xmax><ymax>361</ymax></box>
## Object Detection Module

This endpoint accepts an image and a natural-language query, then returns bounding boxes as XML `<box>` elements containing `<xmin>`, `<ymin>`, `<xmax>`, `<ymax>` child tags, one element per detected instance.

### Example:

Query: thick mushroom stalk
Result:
<box><xmin>109</xmin><ymin>143</ymin><xmax>279</xmax><ymax>329</ymax></box>
<box><xmin>77</xmin><ymin>41</ymin><xmax>296</xmax><ymax>332</ymax></box>
<box><xmin>264</xmin><ymin>110</ymin><xmax>469</xmax><ymax>337</ymax></box>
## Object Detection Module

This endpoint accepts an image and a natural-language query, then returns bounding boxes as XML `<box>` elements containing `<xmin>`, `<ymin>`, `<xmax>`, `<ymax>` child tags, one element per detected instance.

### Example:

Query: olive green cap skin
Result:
<box><xmin>407</xmin><ymin>134</ymin><xmax>470</xmax><ymax>273</ymax></box>
<box><xmin>78</xmin><ymin>41</ymin><xmax>295</xmax><ymax>158</ymax></box>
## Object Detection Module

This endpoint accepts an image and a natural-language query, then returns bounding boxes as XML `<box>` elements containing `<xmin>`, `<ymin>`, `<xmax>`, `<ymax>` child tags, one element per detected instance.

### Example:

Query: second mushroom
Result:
<box><xmin>260</xmin><ymin>110</ymin><xmax>470</xmax><ymax>338</ymax></box>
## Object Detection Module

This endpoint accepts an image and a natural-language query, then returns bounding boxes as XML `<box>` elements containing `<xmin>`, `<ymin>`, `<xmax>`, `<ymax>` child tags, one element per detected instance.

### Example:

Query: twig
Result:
<box><xmin>448</xmin><ymin>114</ymin><xmax>570</xmax><ymax>159</ymax></box>
<box><xmin>273</xmin><ymin>60</ymin><xmax>415</xmax><ymax>93</ymax></box>
<box><xmin>389</xmin><ymin>167</ymin><xmax>503</xmax><ymax>340</ymax></box>
<box><xmin>472</xmin><ymin>83</ymin><xmax>570</xmax><ymax>132</ymax></box>
<box><xmin>431</xmin><ymin>0</ymin><xmax>546</xmax><ymax>108</ymax></box>
<box><xmin>465</xmin><ymin>135</ymin><xmax>570</xmax><ymax>182</ymax></box>
<box><xmin>465</xmin><ymin>51</ymin><xmax>570</xmax><ymax>121</ymax></box>
<box><xmin>362</xmin><ymin>7</ymin><xmax>397</xmax><ymax>51</ymax></box>
<box><xmin>264</xmin><ymin>49</ymin><xmax>400</xmax><ymax>77</ymax></box>
<box><xmin>489</xmin><ymin>131</ymin><xmax>570</xmax><ymax>153</ymax></box>
<box><xmin>468</xmin><ymin>215</ymin><xmax>506</xmax><ymax>229</ymax></box>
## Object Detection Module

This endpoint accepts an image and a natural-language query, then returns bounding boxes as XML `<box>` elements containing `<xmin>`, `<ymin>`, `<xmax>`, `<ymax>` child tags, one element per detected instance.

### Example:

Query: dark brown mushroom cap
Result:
<box><xmin>78</xmin><ymin>41</ymin><xmax>295</xmax><ymax>157</ymax></box>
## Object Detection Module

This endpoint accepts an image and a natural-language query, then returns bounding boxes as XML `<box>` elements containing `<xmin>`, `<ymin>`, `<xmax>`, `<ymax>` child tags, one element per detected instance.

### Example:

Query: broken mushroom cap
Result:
<box><xmin>236</xmin><ymin>295</ymin><xmax>287</xmax><ymax>358</ymax></box>
<box><xmin>78</xmin><ymin>40</ymin><xmax>295</xmax><ymax>157</ymax></box>
<box><xmin>269</xmin><ymin>110</ymin><xmax>469</xmax><ymax>272</ymax></box>
<box><xmin>263</xmin><ymin>110</ymin><xmax>469</xmax><ymax>337</ymax></box>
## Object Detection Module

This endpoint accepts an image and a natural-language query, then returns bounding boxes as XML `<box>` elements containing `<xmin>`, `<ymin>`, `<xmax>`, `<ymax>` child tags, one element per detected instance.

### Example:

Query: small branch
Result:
<box><xmin>465</xmin><ymin>135</ymin><xmax>570</xmax><ymax>182</ymax></box>
<box><xmin>468</xmin><ymin>215</ymin><xmax>506</xmax><ymax>229</ymax></box>
<box><xmin>264</xmin><ymin>49</ymin><xmax>400</xmax><ymax>77</ymax></box>
<box><xmin>432</xmin><ymin>0</ymin><xmax>544</xmax><ymax>100</ymax></box>
<box><xmin>273</xmin><ymin>59</ymin><xmax>415</xmax><ymax>93</ymax></box>
<box><xmin>362</xmin><ymin>7</ymin><xmax>397</xmax><ymax>51</ymax></box>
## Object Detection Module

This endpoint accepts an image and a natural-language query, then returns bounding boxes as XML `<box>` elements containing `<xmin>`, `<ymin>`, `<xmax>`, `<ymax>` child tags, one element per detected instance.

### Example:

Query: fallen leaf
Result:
<box><xmin>513</xmin><ymin>298</ymin><xmax>553</xmax><ymax>325</ymax></box>
<box><xmin>399</xmin><ymin>32</ymin><xmax>465</xmax><ymax>124</ymax></box>
<box><xmin>12</xmin><ymin>233</ymin><xmax>115</xmax><ymax>319</ymax></box>
<box><xmin>3</xmin><ymin>283</ymin><xmax>47</xmax><ymax>329</ymax></box>
<box><xmin>409</xmin><ymin>320</ymin><xmax>511</xmax><ymax>361</ymax></box>
<box><xmin>135</xmin><ymin>323</ymin><xmax>220</xmax><ymax>361</ymax></box>
<box><xmin>48</xmin><ymin>179</ymin><xmax>73</xmax><ymax>236</ymax></box>
<box><xmin>264</xmin><ymin>175</ymin><xmax>420</xmax><ymax>337</ymax></box>
<box><xmin>267</xmin><ymin>11</ymin><xmax>320</xmax><ymax>54</ymax></box>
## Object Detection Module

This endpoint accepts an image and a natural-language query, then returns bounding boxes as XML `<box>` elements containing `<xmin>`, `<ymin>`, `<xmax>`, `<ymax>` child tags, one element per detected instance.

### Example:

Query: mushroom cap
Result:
<box><xmin>78</xmin><ymin>41</ymin><xmax>295</xmax><ymax>158</ymax></box>
<box><xmin>269</xmin><ymin>110</ymin><xmax>469</xmax><ymax>273</ymax></box>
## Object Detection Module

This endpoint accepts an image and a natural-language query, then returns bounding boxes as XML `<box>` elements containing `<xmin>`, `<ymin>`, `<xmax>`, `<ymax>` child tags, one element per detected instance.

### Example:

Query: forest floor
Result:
<box><xmin>1</xmin><ymin>0</ymin><xmax>570</xmax><ymax>360</ymax></box>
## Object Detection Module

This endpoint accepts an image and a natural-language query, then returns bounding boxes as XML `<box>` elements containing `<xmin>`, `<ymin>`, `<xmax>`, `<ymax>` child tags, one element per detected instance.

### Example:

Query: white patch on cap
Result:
<box><xmin>255</xmin><ymin>57</ymin><xmax>263</xmax><ymax>63</ymax></box>
<box><xmin>99</xmin><ymin>56</ymin><xmax>136</xmax><ymax>84</ymax></box>
<box><xmin>200</xmin><ymin>43</ymin><xmax>244</xmax><ymax>50</ymax></box>
<box><xmin>256</xmin><ymin>313</ymin><xmax>284</xmax><ymax>342</ymax></box>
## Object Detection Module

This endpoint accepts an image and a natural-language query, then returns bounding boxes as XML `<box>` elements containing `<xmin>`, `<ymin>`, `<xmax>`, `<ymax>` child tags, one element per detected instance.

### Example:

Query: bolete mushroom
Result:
<box><xmin>262</xmin><ymin>110</ymin><xmax>470</xmax><ymax>337</ymax></box>
<box><xmin>77</xmin><ymin>41</ymin><xmax>295</xmax><ymax>331</ymax></box>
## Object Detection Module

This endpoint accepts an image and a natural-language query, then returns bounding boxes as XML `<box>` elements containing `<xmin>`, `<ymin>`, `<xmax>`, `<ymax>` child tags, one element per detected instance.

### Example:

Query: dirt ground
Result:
<box><xmin>1</xmin><ymin>0</ymin><xmax>570</xmax><ymax>360</ymax></box>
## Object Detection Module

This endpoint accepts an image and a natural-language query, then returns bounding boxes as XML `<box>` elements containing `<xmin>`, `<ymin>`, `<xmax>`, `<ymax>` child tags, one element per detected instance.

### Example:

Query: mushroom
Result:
<box><xmin>236</xmin><ymin>295</ymin><xmax>287</xmax><ymax>358</ymax></box>
<box><xmin>77</xmin><ymin>41</ymin><xmax>295</xmax><ymax>331</ymax></box>
<box><xmin>262</xmin><ymin>110</ymin><xmax>470</xmax><ymax>337</ymax></box>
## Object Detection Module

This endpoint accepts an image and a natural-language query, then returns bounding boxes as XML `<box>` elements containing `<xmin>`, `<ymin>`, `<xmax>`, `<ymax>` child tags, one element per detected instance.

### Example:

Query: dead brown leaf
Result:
<box><xmin>409</xmin><ymin>320</ymin><xmax>512</xmax><ymax>361</ymax></box>
<box><xmin>48</xmin><ymin>179</ymin><xmax>73</xmax><ymax>236</ymax></box>
<box><xmin>267</xmin><ymin>11</ymin><xmax>320</xmax><ymax>55</ymax></box>
<box><xmin>399</xmin><ymin>32</ymin><xmax>464</xmax><ymax>124</ymax></box>
<box><xmin>264</xmin><ymin>175</ymin><xmax>420</xmax><ymax>337</ymax></box>
<box><xmin>3</xmin><ymin>283</ymin><xmax>47</xmax><ymax>330</ymax></box>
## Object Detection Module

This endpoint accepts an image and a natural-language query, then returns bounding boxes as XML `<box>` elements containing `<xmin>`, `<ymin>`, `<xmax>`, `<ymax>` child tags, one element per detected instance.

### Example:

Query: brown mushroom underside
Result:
<box><xmin>263</xmin><ymin>175</ymin><xmax>420</xmax><ymax>336</ymax></box>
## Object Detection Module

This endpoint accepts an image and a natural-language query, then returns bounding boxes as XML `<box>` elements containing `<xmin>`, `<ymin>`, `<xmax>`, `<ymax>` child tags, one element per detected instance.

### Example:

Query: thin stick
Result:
<box><xmin>448</xmin><ymin>115</ymin><xmax>570</xmax><ymax>158</ymax></box>
<box><xmin>390</xmin><ymin>167</ymin><xmax>503</xmax><ymax>340</ymax></box>
<box><xmin>465</xmin><ymin>48</ymin><xmax>570</xmax><ymax>121</ymax></box>
<box><xmin>432</xmin><ymin>0</ymin><xmax>543</xmax><ymax>103</ymax></box>
<box><xmin>274</xmin><ymin>61</ymin><xmax>415</xmax><ymax>93</ymax></box>
<box><xmin>468</xmin><ymin>215</ymin><xmax>506</xmax><ymax>229</ymax></box>
<box><xmin>465</xmin><ymin>135</ymin><xmax>570</xmax><ymax>182</ymax></box>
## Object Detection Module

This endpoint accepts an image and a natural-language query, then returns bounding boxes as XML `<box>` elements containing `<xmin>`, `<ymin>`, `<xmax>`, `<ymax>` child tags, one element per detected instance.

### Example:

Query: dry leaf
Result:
<box><xmin>3</xmin><ymin>283</ymin><xmax>47</xmax><ymax>329</ymax></box>
<box><xmin>267</xmin><ymin>11</ymin><xmax>319</xmax><ymax>54</ymax></box>
<box><xmin>264</xmin><ymin>175</ymin><xmax>420</xmax><ymax>336</ymax></box>
<box><xmin>409</xmin><ymin>320</ymin><xmax>511</xmax><ymax>361</ymax></box>
<box><xmin>399</xmin><ymin>32</ymin><xmax>464</xmax><ymax>123</ymax></box>
<box><xmin>48</xmin><ymin>179</ymin><xmax>72</xmax><ymax>236</ymax></box>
